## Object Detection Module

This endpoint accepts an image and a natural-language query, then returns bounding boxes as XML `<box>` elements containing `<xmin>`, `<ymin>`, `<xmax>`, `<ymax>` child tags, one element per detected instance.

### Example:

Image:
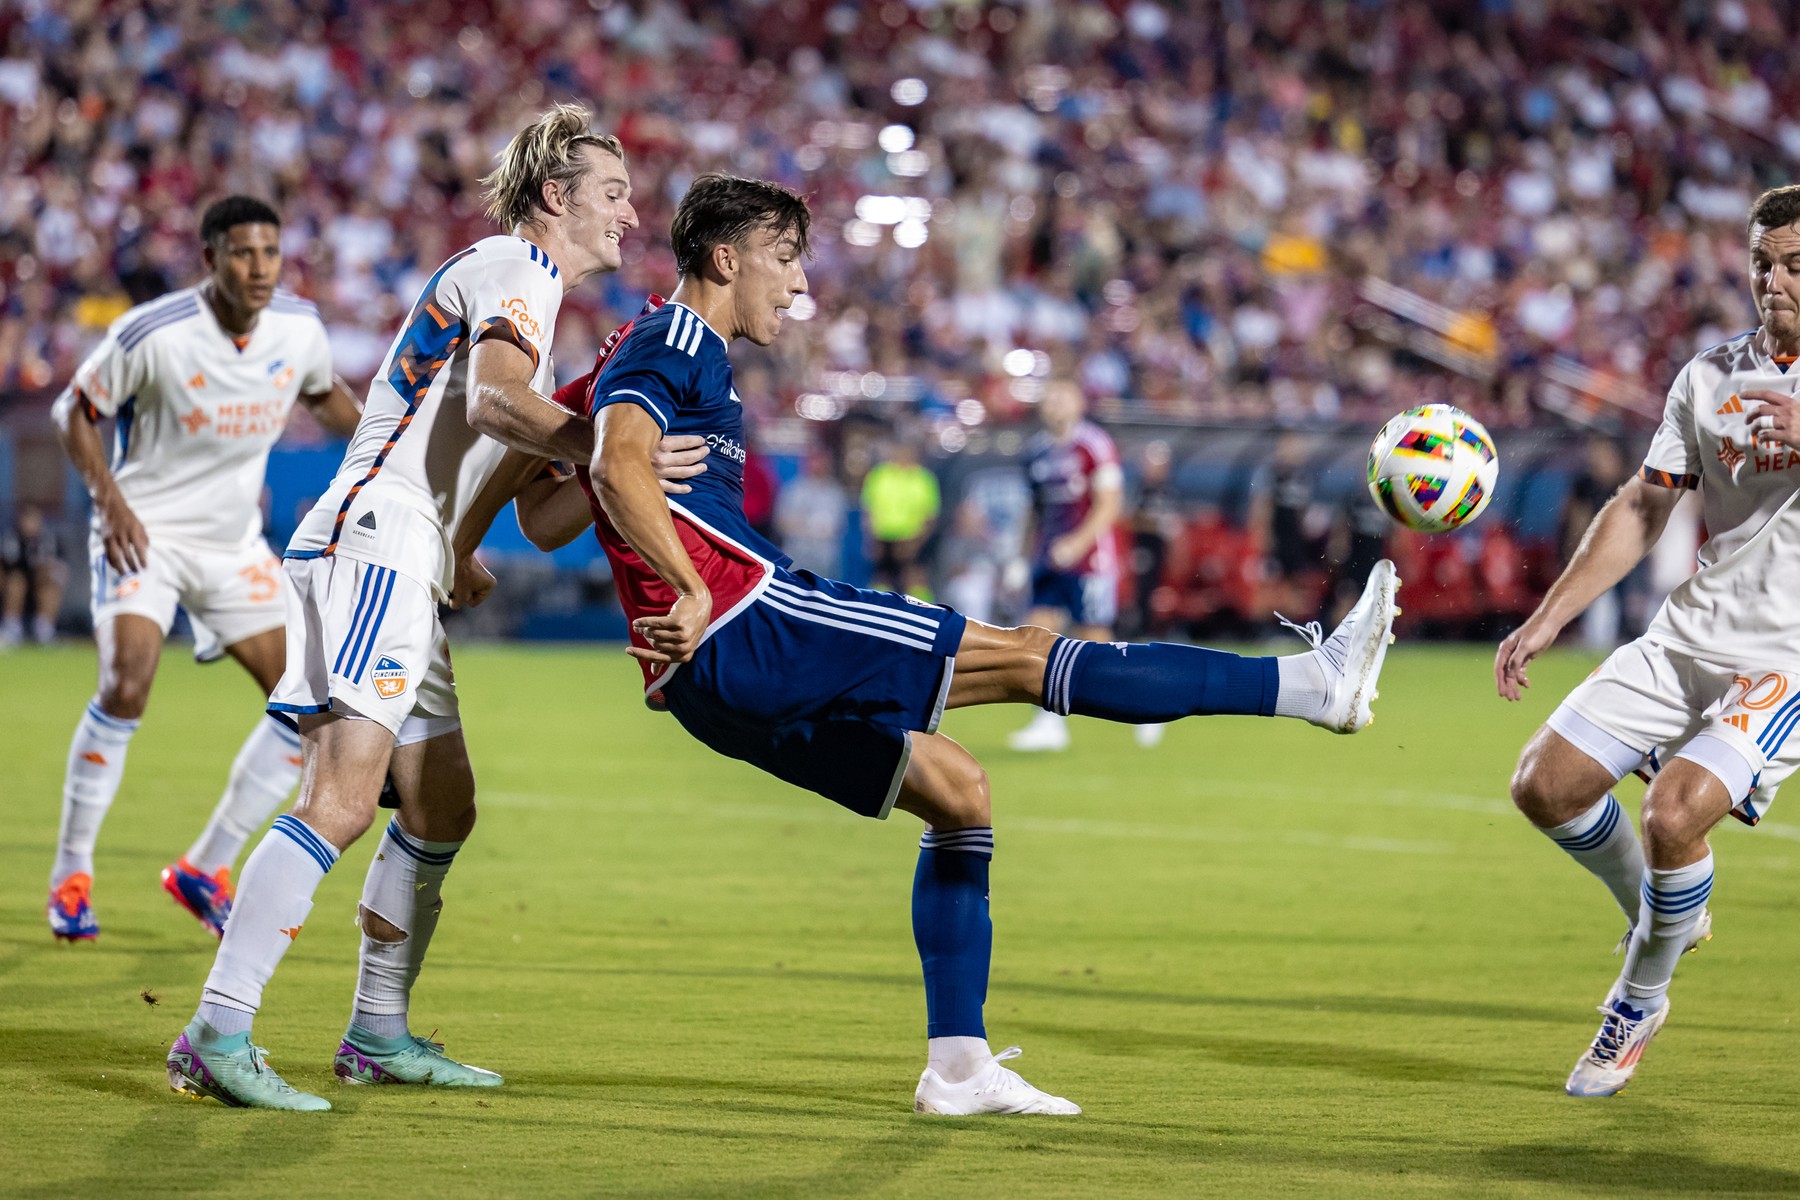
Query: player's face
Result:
<box><xmin>1749</xmin><ymin>222</ymin><xmax>1800</xmax><ymax>345</ymax></box>
<box><xmin>563</xmin><ymin>147</ymin><xmax>636</xmax><ymax>275</ymax></box>
<box><xmin>734</xmin><ymin>225</ymin><xmax>808</xmax><ymax>346</ymax></box>
<box><xmin>204</xmin><ymin>223</ymin><xmax>281</xmax><ymax>313</ymax></box>
<box><xmin>1040</xmin><ymin>380</ymin><xmax>1082</xmax><ymax>436</ymax></box>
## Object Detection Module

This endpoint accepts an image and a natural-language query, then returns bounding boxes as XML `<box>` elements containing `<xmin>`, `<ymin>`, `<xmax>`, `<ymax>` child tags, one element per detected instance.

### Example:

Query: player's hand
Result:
<box><xmin>1743</xmin><ymin>389</ymin><xmax>1800</xmax><ymax>451</ymax></box>
<box><xmin>1048</xmin><ymin>534</ymin><xmax>1084</xmax><ymax>570</ymax></box>
<box><xmin>651</xmin><ymin>435</ymin><xmax>710</xmax><ymax>495</ymax></box>
<box><xmin>628</xmin><ymin>590</ymin><xmax>712</xmax><ymax>664</ymax></box>
<box><xmin>97</xmin><ymin>494</ymin><xmax>149</xmax><ymax>575</ymax></box>
<box><xmin>449</xmin><ymin>553</ymin><xmax>496</xmax><ymax>609</ymax></box>
<box><xmin>1494</xmin><ymin>615</ymin><xmax>1561</xmax><ymax>701</ymax></box>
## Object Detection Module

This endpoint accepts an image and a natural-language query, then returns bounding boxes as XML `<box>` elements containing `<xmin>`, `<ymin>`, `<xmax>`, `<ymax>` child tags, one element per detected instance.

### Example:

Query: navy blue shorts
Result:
<box><xmin>1030</xmin><ymin>565</ymin><xmax>1118</xmax><ymax>629</ymax></box>
<box><xmin>661</xmin><ymin>569</ymin><xmax>967</xmax><ymax>819</ymax></box>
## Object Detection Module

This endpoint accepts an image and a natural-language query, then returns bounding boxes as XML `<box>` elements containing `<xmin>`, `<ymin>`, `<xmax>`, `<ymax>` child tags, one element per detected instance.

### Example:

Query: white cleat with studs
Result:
<box><xmin>914</xmin><ymin>1046</ymin><xmax>1081</xmax><ymax>1116</ymax></box>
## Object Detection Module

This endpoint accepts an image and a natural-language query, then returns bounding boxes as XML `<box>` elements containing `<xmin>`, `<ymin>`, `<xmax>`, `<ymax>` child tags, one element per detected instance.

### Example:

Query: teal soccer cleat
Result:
<box><xmin>334</xmin><ymin>1024</ymin><xmax>503</xmax><ymax>1087</ymax></box>
<box><xmin>166</xmin><ymin>1018</ymin><xmax>331</xmax><ymax>1111</ymax></box>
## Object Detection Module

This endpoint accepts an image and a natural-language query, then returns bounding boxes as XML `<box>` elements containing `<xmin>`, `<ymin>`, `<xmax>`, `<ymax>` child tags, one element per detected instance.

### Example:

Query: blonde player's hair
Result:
<box><xmin>481</xmin><ymin>103</ymin><xmax>626</xmax><ymax>231</ymax></box>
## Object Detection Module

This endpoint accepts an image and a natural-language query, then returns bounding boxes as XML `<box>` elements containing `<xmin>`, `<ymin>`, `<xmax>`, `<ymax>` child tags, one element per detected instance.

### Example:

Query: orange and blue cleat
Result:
<box><xmin>161</xmin><ymin>858</ymin><xmax>234</xmax><ymax>938</ymax></box>
<box><xmin>48</xmin><ymin>872</ymin><xmax>99</xmax><ymax>942</ymax></box>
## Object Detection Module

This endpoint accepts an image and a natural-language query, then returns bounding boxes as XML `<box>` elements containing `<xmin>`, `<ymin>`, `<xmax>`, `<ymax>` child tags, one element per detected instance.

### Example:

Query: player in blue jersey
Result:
<box><xmin>468</xmin><ymin>175</ymin><xmax>1402</xmax><ymax>1114</ymax></box>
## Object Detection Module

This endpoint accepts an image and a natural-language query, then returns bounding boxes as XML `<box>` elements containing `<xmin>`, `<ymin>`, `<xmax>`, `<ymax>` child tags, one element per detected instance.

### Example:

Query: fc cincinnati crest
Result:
<box><xmin>371</xmin><ymin>656</ymin><xmax>409</xmax><ymax>699</ymax></box>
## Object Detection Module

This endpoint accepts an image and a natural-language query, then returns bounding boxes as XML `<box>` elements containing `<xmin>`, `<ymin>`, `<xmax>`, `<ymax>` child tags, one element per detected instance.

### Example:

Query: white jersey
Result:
<box><xmin>288</xmin><ymin>236</ymin><xmax>563</xmax><ymax>599</ymax></box>
<box><xmin>1641</xmin><ymin>330</ymin><xmax>1800</xmax><ymax>668</ymax></box>
<box><xmin>62</xmin><ymin>287</ymin><xmax>332</xmax><ymax>547</ymax></box>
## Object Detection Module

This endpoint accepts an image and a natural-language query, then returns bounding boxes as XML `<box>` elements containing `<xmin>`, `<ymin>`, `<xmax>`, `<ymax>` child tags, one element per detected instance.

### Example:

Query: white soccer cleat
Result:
<box><xmin>1280</xmin><ymin>559</ymin><xmax>1399</xmax><ymax>734</ymax></box>
<box><xmin>1565</xmin><ymin>996</ymin><xmax>1669</xmax><ymax>1098</ymax></box>
<box><xmin>1008</xmin><ymin>711</ymin><xmax>1071</xmax><ymax>753</ymax></box>
<box><xmin>914</xmin><ymin>1046</ymin><xmax>1081</xmax><ymax>1116</ymax></box>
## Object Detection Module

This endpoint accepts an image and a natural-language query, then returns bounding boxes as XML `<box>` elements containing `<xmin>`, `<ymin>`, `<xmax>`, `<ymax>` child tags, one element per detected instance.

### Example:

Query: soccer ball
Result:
<box><xmin>1366</xmin><ymin>404</ymin><xmax>1499</xmax><ymax>533</ymax></box>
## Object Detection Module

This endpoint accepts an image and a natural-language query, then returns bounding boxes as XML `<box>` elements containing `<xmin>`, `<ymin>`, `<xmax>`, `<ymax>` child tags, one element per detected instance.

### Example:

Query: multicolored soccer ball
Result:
<box><xmin>1366</xmin><ymin>405</ymin><xmax>1499</xmax><ymax>533</ymax></box>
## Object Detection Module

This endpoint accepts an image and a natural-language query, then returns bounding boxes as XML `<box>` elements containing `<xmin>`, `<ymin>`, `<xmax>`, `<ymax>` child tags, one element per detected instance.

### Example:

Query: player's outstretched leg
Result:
<box><xmin>163</xmin><ymin>714</ymin><xmax>304</xmax><ymax>937</ymax></box>
<box><xmin>335</xmin><ymin>728</ymin><xmax>497</xmax><ymax>1087</ymax></box>
<box><xmin>952</xmin><ymin>561</ymin><xmax>1398</xmax><ymax>735</ymax></box>
<box><xmin>898</xmin><ymin>734</ymin><xmax>1079</xmax><ymax>1116</ymax></box>
<box><xmin>167</xmin><ymin>713</ymin><xmax>393</xmax><ymax>1110</ymax></box>
<box><xmin>1566</xmin><ymin>756</ymin><xmax>1728</xmax><ymax>1098</ymax></box>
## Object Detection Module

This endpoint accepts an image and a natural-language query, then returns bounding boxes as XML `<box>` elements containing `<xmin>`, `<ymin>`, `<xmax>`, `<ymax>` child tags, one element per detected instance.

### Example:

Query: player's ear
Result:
<box><xmin>539</xmin><ymin>177</ymin><xmax>567</xmax><ymax>218</ymax></box>
<box><xmin>710</xmin><ymin>241</ymin><xmax>738</xmax><ymax>283</ymax></box>
<box><xmin>202</xmin><ymin>242</ymin><xmax>217</xmax><ymax>273</ymax></box>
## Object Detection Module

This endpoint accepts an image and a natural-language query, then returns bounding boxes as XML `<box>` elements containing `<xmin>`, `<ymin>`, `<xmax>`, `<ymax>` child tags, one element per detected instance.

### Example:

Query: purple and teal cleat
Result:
<box><xmin>160</xmin><ymin>857</ymin><xmax>234</xmax><ymax>937</ymax></box>
<box><xmin>48</xmin><ymin>872</ymin><xmax>98</xmax><ymax>942</ymax></box>
<box><xmin>166</xmin><ymin>1018</ymin><xmax>331</xmax><ymax>1111</ymax></box>
<box><xmin>334</xmin><ymin>1025</ymin><xmax>503</xmax><ymax>1088</ymax></box>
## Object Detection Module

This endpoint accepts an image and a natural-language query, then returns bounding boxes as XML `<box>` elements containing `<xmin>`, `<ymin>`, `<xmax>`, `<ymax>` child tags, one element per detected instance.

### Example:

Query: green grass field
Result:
<box><xmin>4</xmin><ymin>642</ymin><xmax>1799</xmax><ymax>1197</ymax></box>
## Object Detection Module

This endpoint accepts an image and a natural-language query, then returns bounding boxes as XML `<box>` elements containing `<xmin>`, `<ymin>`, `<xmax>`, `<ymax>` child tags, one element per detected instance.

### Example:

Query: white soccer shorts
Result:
<box><xmin>268</xmin><ymin>554</ymin><xmax>459</xmax><ymax>740</ymax></box>
<box><xmin>1549</xmin><ymin>636</ymin><xmax>1800</xmax><ymax>824</ymax></box>
<box><xmin>88</xmin><ymin>531</ymin><xmax>286</xmax><ymax>652</ymax></box>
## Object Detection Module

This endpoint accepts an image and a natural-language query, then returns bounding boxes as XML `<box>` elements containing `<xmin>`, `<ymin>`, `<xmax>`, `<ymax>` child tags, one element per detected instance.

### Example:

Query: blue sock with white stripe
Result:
<box><xmin>352</xmin><ymin>818</ymin><xmax>463</xmax><ymax>1040</ymax></box>
<box><xmin>52</xmin><ymin>698</ymin><xmax>141</xmax><ymax>887</ymax></box>
<box><xmin>197</xmin><ymin>814</ymin><xmax>340</xmax><ymax>1035</ymax></box>
<box><xmin>1618</xmin><ymin>852</ymin><xmax>1714</xmax><ymax>1014</ymax></box>
<box><xmin>1042</xmin><ymin>637</ymin><xmax>1278</xmax><ymax>722</ymax></box>
<box><xmin>913</xmin><ymin>828</ymin><xmax>994</xmax><ymax>1040</ymax></box>
<box><xmin>1540</xmin><ymin>793</ymin><xmax>1644</xmax><ymax>924</ymax></box>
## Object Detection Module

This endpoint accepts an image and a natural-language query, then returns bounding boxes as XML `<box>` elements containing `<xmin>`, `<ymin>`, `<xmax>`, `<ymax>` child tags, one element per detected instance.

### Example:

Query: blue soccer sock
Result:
<box><xmin>913</xmin><ymin>827</ymin><xmax>994</xmax><ymax>1040</ymax></box>
<box><xmin>1042</xmin><ymin>637</ymin><xmax>1279</xmax><ymax>723</ymax></box>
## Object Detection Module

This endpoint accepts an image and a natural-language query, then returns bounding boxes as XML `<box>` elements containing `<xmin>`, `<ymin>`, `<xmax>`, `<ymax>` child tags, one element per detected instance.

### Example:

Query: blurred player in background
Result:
<box><xmin>1008</xmin><ymin>380</ymin><xmax>1164</xmax><ymax>750</ymax></box>
<box><xmin>862</xmin><ymin>435</ymin><xmax>938</xmax><ymax>596</ymax></box>
<box><xmin>46</xmin><ymin>196</ymin><xmax>362</xmax><ymax>943</ymax></box>
<box><xmin>1498</xmin><ymin>184</ymin><xmax>1800</xmax><ymax>1098</ymax></box>
<box><xmin>165</xmin><ymin>105</ymin><xmax>705</xmax><ymax>1112</ymax></box>
<box><xmin>2</xmin><ymin>502</ymin><xmax>66</xmax><ymax>647</ymax></box>
<box><xmin>473</xmin><ymin>174</ymin><xmax>1400</xmax><ymax>1116</ymax></box>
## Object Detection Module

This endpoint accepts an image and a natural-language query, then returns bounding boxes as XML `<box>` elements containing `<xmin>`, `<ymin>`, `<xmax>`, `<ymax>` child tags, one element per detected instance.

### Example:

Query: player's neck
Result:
<box><xmin>667</xmin><ymin>280</ymin><xmax>735</xmax><ymax>341</ymax></box>
<box><xmin>1761</xmin><ymin>325</ymin><xmax>1800</xmax><ymax>361</ymax></box>
<box><xmin>514</xmin><ymin>226</ymin><xmax>586</xmax><ymax>294</ymax></box>
<box><xmin>201</xmin><ymin>280</ymin><xmax>259</xmax><ymax>338</ymax></box>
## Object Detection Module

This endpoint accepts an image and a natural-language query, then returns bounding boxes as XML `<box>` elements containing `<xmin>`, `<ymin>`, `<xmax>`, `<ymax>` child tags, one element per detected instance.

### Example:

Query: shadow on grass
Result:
<box><xmin>480</xmin><ymin>959</ymin><xmax>1568</xmax><ymax>1025</ymax></box>
<box><xmin>1475</xmin><ymin>1143</ymin><xmax>1800</xmax><ymax>1194</ymax></box>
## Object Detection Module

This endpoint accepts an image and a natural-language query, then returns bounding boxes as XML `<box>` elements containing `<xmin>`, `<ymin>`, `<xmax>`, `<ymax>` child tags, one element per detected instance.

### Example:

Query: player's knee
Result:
<box><xmin>1641</xmin><ymin>773</ymin><xmax>1720</xmax><ymax>852</ymax></box>
<box><xmin>936</xmin><ymin>758</ymin><xmax>991</xmax><ymax>828</ymax></box>
<box><xmin>96</xmin><ymin>675</ymin><xmax>151</xmax><ymax>721</ymax></box>
<box><xmin>359</xmin><ymin>904</ymin><xmax>406</xmax><ymax>944</ymax></box>
<box><xmin>1508</xmin><ymin>753</ymin><xmax>1563</xmax><ymax>826</ymax></box>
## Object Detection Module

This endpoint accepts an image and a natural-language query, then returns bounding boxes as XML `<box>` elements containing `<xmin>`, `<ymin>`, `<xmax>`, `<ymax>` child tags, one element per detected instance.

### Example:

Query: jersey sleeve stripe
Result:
<box><xmin>1639</xmin><ymin>466</ymin><xmax>1699</xmax><ymax>490</ymax></box>
<box><xmin>604</xmin><ymin>388</ymin><xmax>670</xmax><ymax>430</ymax></box>
<box><xmin>665</xmin><ymin>310</ymin><xmax>687</xmax><ymax>348</ymax></box>
<box><xmin>681</xmin><ymin>314</ymin><xmax>705</xmax><ymax>356</ymax></box>
<box><xmin>119</xmin><ymin>297</ymin><xmax>202</xmax><ymax>350</ymax></box>
<box><xmin>473</xmin><ymin>315</ymin><xmax>540</xmax><ymax>371</ymax></box>
<box><xmin>115</xmin><ymin>290</ymin><xmax>196</xmax><ymax>344</ymax></box>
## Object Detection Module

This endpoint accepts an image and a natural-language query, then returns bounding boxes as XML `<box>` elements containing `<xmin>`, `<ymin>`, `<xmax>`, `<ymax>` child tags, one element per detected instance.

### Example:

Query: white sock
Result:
<box><xmin>198</xmin><ymin>814</ymin><xmax>339</xmax><ymax>1021</ymax></box>
<box><xmin>1021</xmin><ymin>710</ymin><xmax>1066</xmax><ymax>734</ymax></box>
<box><xmin>52</xmin><ymin>698</ymin><xmax>140</xmax><ymax>887</ymax></box>
<box><xmin>928</xmin><ymin>1035</ymin><xmax>994</xmax><ymax>1084</ymax></box>
<box><xmin>1618</xmin><ymin>853</ymin><xmax>1714</xmax><ymax>1014</ymax></box>
<box><xmin>1540</xmin><ymin>794</ymin><xmax>1645</xmax><ymax>924</ymax></box>
<box><xmin>185</xmin><ymin>716</ymin><xmax>304</xmax><ymax>874</ymax></box>
<box><xmin>1273</xmin><ymin>652</ymin><xmax>1327</xmax><ymax>720</ymax></box>
<box><xmin>351</xmin><ymin>817</ymin><xmax>462</xmax><ymax>1038</ymax></box>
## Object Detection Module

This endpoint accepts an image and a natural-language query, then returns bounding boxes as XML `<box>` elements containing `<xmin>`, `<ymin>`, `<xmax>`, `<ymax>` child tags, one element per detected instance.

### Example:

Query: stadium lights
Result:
<box><xmin>891</xmin><ymin>77</ymin><xmax>927</xmax><ymax>106</ymax></box>
<box><xmin>894</xmin><ymin>218</ymin><xmax>929</xmax><ymax>248</ymax></box>
<box><xmin>878</xmin><ymin>124</ymin><xmax>915</xmax><ymax>153</ymax></box>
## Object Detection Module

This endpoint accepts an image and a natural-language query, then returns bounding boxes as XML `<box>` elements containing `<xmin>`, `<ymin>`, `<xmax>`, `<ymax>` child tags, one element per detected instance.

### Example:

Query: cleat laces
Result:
<box><xmin>1587</xmin><ymin>1005</ymin><xmax>1635</xmax><ymax>1064</ymax></box>
<box><xmin>1276</xmin><ymin>613</ymin><xmax>1348</xmax><ymax>672</ymax></box>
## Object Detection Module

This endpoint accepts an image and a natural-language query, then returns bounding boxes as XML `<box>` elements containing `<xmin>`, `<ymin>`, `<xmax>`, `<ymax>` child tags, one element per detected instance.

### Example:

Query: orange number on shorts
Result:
<box><xmin>1729</xmin><ymin>673</ymin><xmax>1789</xmax><ymax>711</ymax></box>
<box><xmin>240</xmin><ymin>559</ymin><xmax>279</xmax><ymax>604</ymax></box>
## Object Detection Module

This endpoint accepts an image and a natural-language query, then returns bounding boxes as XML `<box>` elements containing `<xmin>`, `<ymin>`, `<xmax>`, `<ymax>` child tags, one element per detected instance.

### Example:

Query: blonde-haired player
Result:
<box><xmin>48</xmin><ymin>195</ymin><xmax>361</xmax><ymax>943</ymax></box>
<box><xmin>1498</xmin><ymin>183</ymin><xmax>1800</xmax><ymax>1097</ymax></box>
<box><xmin>166</xmin><ymin>105</ymin><xmax>705</xmax><ymax>1110</ymax></box>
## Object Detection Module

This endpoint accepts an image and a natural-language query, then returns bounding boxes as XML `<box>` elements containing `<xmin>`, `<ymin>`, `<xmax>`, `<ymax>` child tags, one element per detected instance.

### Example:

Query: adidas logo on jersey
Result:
<box><xmin>1717</xmin><ymin>395</ymin><xmax>1744</xmax><ymax>415</ymax></box>
<box><xmin>187</xmin><ymin>372</ymin><xmax>206</xmax><ymax>389</ymax></box>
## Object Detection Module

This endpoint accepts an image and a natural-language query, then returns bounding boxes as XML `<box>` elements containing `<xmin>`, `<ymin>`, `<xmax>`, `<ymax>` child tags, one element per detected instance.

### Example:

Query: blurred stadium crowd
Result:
<box><xmin>0</xmin><ymin>0</ymin><xmax>1781</xmax><ymax>638</ymax></box>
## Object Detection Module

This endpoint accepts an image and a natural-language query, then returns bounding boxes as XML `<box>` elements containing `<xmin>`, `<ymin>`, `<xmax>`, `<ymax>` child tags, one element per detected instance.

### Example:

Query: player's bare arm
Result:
<box><xmin>1051</xmin><ymin>473</ymin><xmax>1121</xmax><ymax>570</ymax></box>
<box><xmin>298</xmin><ymin>374</ymin><xmax>363</xmax><ymax>439</ymax></box>
<box><xmin>51</xmin><ymin>386</ymin><xmax>146</xmax><ymax>573</ymax></box>
<box><xmin>466</xmin><ymin>339</ymin><xmax>596</xmax><ymax>462</ymax></box>
<box><xmin>592</xmin><ymin>403</ymin><xmax>711</xmax><ymax>664</ymax></box>
<box><xmin>1495</xmin><ymin>476</ymin><xmax>1682</xmax><ymax>700</ymax></box>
